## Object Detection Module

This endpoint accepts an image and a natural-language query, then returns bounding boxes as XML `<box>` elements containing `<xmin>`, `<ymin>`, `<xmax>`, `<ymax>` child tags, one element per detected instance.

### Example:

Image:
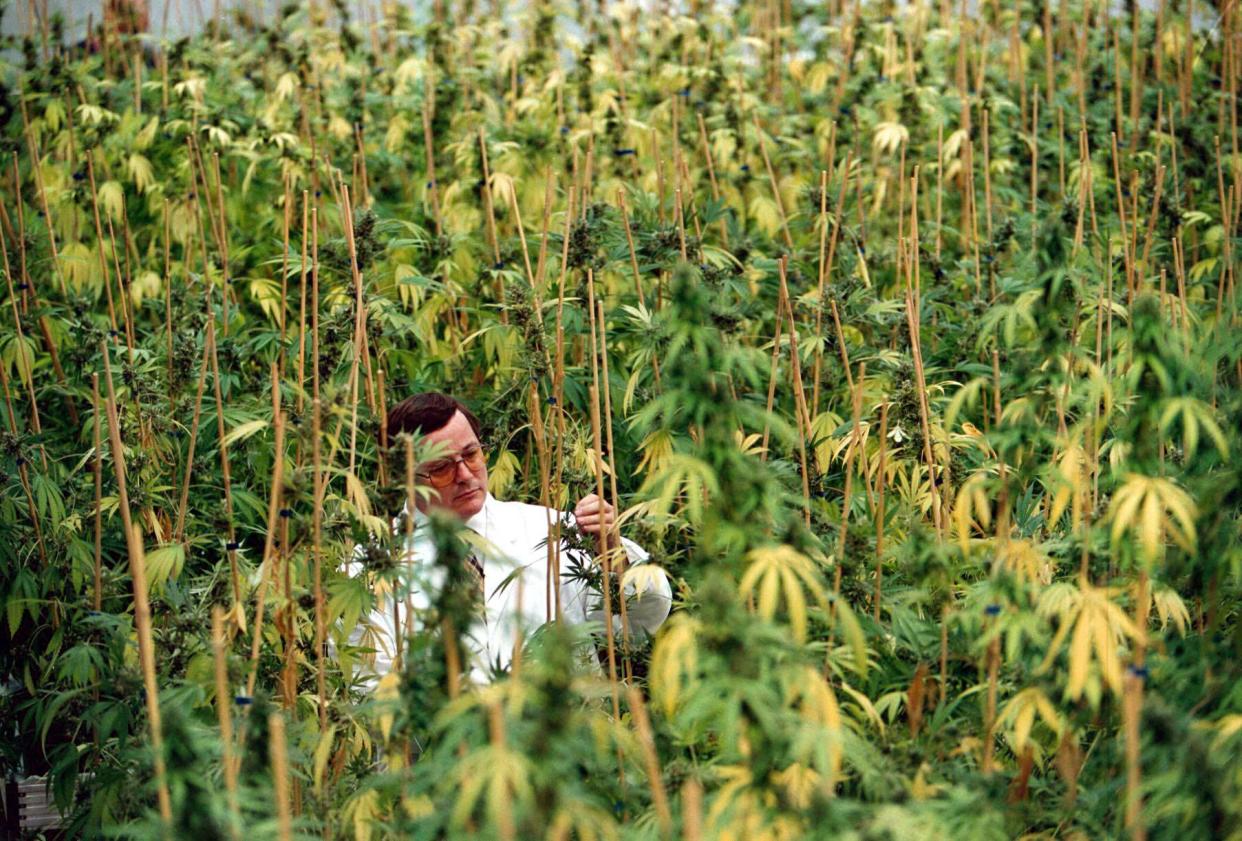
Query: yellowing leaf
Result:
<box><xmin>127</xmin><ymin>154</ymin><xmax>154</xmax><ymax>193</ymax></box>
<box><xmin>143</xmin><ymin>543</ymin><xmax>186</xmax><ymax>594</ymax></box>
<box><xmin>221</xmin><ymin>418</ymin><xmax>269</xmax><ymax>447</ymax></box>
<box><xmin>738</xmin><ymin>544</ymin><xmax>827</xmax><ymax>642</ymax></box>
<box><xmin>487</xmin><ymin>449</ymin><xmax>521</xmax><ymax>498</ymax></box>
<box><xmin>98</xmin><ymin>180</ymin><xmax>125</xmax><ymax>220</ymax></box>
<box><xmin>1036</xmin><ymin>582</ymin><xmax>1143</xmax><ymax>701</ymax></box>
<box><xmin>998</xmin><ymin>687</ymin><xmax>1063</xmax><ymax>753</ymax></box>
<box><xmin>1108</xmin><ymin>473</ymin><xmax>1197</xmax><ymax>563</ymax></box>
<box><xmin>872</xmin><ymin>121</ymin><xmax>909</xmax><ymax>155</ymax></box>
<box><xmin>649</xmin><ymin>614</ymin><xmax>700</xmax><ymax>716</ymax></box>
<box><xmin>312</xmin><ymin>724</ymin><xmax>338</xmax><ymax>797</ymax></box>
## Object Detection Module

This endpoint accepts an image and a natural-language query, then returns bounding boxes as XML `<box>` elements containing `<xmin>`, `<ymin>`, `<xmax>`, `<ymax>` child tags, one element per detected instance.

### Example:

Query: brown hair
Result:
<box><xmin>386</xmin><ymin>392</ymin><xmax>482</xmax><ymax>443</ymax></box>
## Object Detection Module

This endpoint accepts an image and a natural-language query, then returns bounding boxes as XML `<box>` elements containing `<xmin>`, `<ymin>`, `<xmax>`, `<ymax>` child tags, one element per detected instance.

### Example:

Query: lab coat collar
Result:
<box><xmin>406</xmin><ymin>492</ymin><xmax>496</xmax><ymax>535</ymax></box>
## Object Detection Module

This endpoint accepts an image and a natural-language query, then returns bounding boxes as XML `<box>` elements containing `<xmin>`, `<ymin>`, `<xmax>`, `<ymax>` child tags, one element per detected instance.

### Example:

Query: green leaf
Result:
<box><xmin>143</xmin><ymin>543</ymin><xmax>186</xmax><ymax>593</ymax></box>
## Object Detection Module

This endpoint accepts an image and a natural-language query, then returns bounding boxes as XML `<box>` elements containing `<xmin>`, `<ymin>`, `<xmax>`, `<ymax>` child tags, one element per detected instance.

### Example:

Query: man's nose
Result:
<box><xmin>455</xmin><ymin>459</ymin><xmax>474</xmax><ymax>482</ymax></box>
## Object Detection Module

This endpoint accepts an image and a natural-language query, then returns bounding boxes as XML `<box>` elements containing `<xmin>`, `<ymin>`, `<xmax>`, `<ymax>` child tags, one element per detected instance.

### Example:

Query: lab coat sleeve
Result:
<box><xmin>617</xmin><ymin>535</ymin><xmax>672</xmax><ymax>636</ymax></box>
<box><xmin>334</xmin><ymin>537</ymin><xmax>437</xmax><ymax>694</ymax></box>
<box><xmin>564</xmin><ymin>505</ymin><xmax>672</xmax><ymax>640</ymax></box>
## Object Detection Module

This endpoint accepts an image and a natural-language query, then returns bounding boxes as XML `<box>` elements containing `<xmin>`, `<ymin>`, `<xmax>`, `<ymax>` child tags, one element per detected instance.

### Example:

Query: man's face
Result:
<box><xmin>415</xmin><ymin>411</ymin><xmax>489</xmax><ymax>520</ymax></box>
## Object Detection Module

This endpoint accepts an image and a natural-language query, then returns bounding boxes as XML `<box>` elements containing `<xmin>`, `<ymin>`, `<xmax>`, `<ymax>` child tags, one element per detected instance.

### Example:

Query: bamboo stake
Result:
<box><xmin>682</xmin><ymin>778</ymin><xmax>703</xmax><ymax>841</ymax></box>
<box><xmin>102</xmin><ymin>350</ymin><xmax>172</xmax><ymax>824</ymax></box>
<box><xmin>1030</xmin><ymin>88</ymin><xmax>1040</xmax><ymax>248</ymax></box>
<box><xmin>211</xmin><ymin>607</ymin><xmax>242</xmax><ymax>841</ymax></box>
<box><xmin>1</xmin><ymin>248</ymin><xmax>46</xmax><ymax>471</ymax></box>
<box><xmin>1110</xmin><ymin>132</ymin><xmax>1137</xmax><ymax>303</ymax></box>
<box><xmin>588</xmin><ymin>383</ymin><xmax>622</xmax><ymax>725</ymax></box>
<box><xmin>8</xmin><ymin>157</ymin><xmax>30</xmax><ymax>312</ymax></box>
<box><xmin>1057</xmin><ymin>106</ymin><xmax>1067</xmax><ymax>199</ymax></box>
<box><xmin>696</xmin><ymin>112</ymin><xmax>729</xmax><ymax>246</ymax></box>
<box><xmin>548</xmin><ymin>192</ymin><xmax>576</xmax><ymax>623</ymax></box>
<box><xmin>422</xmin><ymin>74</ymin><xmax>443</xmax><ymax>235</ymax></box>
<box><xmin>245</xmin><ymin>372</ymin><xmax>287</xmax><ymax>697</ymax></box>
<box><xmin>655</xmin><ymin>129</ymin><xmax>676</xmax><ymax>224</ymax></box>
<box><xmin>105</xmin><ymin>213</ymin><xmax>137</xmax><ymax>358</ymax></box>
<box><xmin>760</xmin><ymin>289</ymin><xmax>785</xmax><ymax>461</ymax></box>
<box><xmin>754</xmin><ymin>115</ymin><xmax>795</xmax><ymax>251</ymax></box>
<box><xmin>313</xmin><ymin>395</ymin><xmax>327</xmax><ymax>730</ymax></box>
<box><xmin>812</xmin><ymin>156</ymin><xmax>854</xmax><ymax>418</ymax></box>
<box><xmin>810</xmin><ymin>168</ymin><xmax>831</xmax><ymax>418</ymax></box>
<box><xmin>93</xmin><ymin>375</ymin><xmax>103</xmax><ymax>609</ymax></box>
<box><xmin>964</xmin><ymin>137</ymin><xmax>984</xmax><ymax>296</ymax></box>
<box><xmin>297</xmin><ymin>191</ymin><xmax>310</xmax><ymax>414</ymax></box>
<box><xmin>479</xmin><ymin>128</ymin><xmax>501</xmax><ymax>265</ymax></box>
<box><xmin>935</xmin><ymin>124</ymin><xmax>945</xmax><ymax>260</ymax></box>
<box><xmin>617</xmin><ymin>189</ymin><xmax>647</xmax><ymax>308</ymax></box>
<box><xmin>18</xmin><ymin>100</ymin><xmax>67</xmax><ymax>297</ymax></box>
<box><xmin>173</xmin><ymin>332</ymin><xmax>213</xmax><ymax>544</ymax></box>
<box><xmin>531</xmin><ymin>382</ymin><xmax>556</xmax><ymax>625</ymax></box>
<box><xmin>596</xmin><ymin>298</ymin><xmax>633</xmax><ymax>675</ymax></box>
<box><xmin>211</xmin><ymin>151</ymin><xmax>233</xmax><ymax>307</ymax></box>
<box><xmin>873</xmin><ymin>403</ymin><xmax>889</xmax><ymax>622</ymax></box>
<box><xmin>1140</xmin><ymin>163</ymin><xmax>1166</xmax><ymax>278</ymax></box>
<box><xmin>904</xmin><ymin>173</ymin><xmax>943</xmax><ymax>534</ymax></box>
<box><xmin>8</xmin><ymin>154</ymin><xmax>77</xmax><ymax>424</ymax></box>
<box><xmin>127</xmin><ymin>523</ymin><xmax>174</xmax><ymax>828</ymax></box>
<box><xmin>355</xmin><ymin>122</ymin><xmax>371</xmax><ymax>206</ymax></box>
<box><xmin>269</xmin><ymin>713</ymin><xmax>294</xmax><ymax>841</ymax></box>
<box><xmin>1214</xmin><ymin>136</ymin><xmax>1236</xmax><ymax>319</ymax></box>
<box><xmin>586</xmin><ymin>268</ymin><xmax>622</xmax><ymax>723</ymax></box>
<box><xmin>311</xmin><ymin>207</ymin><xmax>321</xmax><ymax>405</ymax></box>
<box><xmin>505</xmin><ymin>184</ymin><xmax>539</xmax><ymax>316</ymax></box>
<box><xmin>341</xmin><ymin>187</ymin><xmax>370</xmax><ymax>476</ymax></box>
<box><xmin>0</xmin><ymin>364</ymin><xmax>46</xmax><ymax>564</ymax></box>
<box><xmin>627</xmin><ymin>686</ymin><xmax>673</xmax><ymax>836</ymax></box>
<box><xmin>674</xmin><ymin>188</ymin><xmax>688</xmax><ymax>260</ymax></box>
<box><xmin>279</xmin><ymin>175</ymin><xmax>292</xmax><ymax>373</ymax></box>
<box><xmin>207</xmin><ymin>321</ymin><xmax>242</xmax><ymax>623</ymax></box>
<box><xmin>778</xmin><ymin>259</ymin><xmax>814</xmax><ymax>526</ymax></box>
<box><xmin>982</xmin><ymin>109</ymin><xmax>994</xmax><ymax>242</ymax></box>
<box><xmin>163</xmin><ymin>206</ymin><xmax>174</xmax><ymax>402</ymax></box>
<box><xmin>826</xmin><ymin>362</ymin><xmax>866</xmax><ymax>668</ymax></box>
<box><xmin>84</xmin><ymin>155</ymin><xmax>121</xmax><ymax>335</ymax></box>
<box><xmin>981</xmin><ymin>613</ymin><xmax>1002</xmax><ymax>775</ymax></box>
<box><xmin>835</xmin><ymin>361</ymin><xmax>866</xmax><ymax>609</ymax></box>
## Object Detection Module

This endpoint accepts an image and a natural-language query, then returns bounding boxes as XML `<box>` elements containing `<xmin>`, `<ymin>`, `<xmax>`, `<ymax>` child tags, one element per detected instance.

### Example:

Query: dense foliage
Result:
<box><xmin>1</xmin><ymin>0</ymin><xmax>1240</xmax><ymax>838</ymax></box>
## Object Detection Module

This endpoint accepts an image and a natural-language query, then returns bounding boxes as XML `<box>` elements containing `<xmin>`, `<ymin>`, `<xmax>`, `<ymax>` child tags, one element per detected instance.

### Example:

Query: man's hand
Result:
<box><xmin>573</xmin><ymin>493</ymin><xmax>615</xmax><ymax>535</ymax></box>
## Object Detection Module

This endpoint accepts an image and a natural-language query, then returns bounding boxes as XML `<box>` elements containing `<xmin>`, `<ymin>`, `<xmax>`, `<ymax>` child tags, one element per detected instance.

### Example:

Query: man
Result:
<box><xmin>347</xmin><ymin>392</ymin><xmax>671</xmax><ymax>687</ymax></box>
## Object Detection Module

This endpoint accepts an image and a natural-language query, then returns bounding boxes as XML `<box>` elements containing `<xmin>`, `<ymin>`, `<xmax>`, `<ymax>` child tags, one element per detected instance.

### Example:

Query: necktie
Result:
<box><xmin>466</xmin><ymin>553</ymin><xmax>484</xmax><ymax>591</ymax></box>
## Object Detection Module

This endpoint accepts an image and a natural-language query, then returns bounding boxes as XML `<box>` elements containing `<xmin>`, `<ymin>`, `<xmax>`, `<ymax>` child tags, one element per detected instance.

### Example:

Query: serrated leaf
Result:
<box><xmin>221</xmin><ymin>418</ymin><xmax>269</xmax><ymax>448</ymax></box>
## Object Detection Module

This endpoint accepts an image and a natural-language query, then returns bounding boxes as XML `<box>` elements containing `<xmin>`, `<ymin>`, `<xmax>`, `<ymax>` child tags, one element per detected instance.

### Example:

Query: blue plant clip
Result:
<box><xmin>984</xmin><ymin>604</ymin><xmax>1001</xmax><ymax>616</ymax></box>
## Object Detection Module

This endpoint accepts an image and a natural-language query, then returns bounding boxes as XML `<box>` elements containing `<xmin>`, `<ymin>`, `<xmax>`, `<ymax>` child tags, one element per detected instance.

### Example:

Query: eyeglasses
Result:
<box><xmin>416</xmin><ymin>444</ymin><xmax>487</xmax><ymax>489</ymax></box>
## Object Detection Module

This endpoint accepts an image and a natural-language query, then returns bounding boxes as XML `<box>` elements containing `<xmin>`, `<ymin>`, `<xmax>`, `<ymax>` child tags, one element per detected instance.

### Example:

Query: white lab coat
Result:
<box><xmin>345</xmin><ymin>493</ymin><xmax>672</xmax><ymax>688</ymax></box>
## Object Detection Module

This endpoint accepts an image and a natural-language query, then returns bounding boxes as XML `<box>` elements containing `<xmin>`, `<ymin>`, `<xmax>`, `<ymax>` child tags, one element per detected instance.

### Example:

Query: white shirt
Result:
<box><xmin>346</xmin><ymin>492</ymin><xmax>672</xmax><ymax>687</ymax></box>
